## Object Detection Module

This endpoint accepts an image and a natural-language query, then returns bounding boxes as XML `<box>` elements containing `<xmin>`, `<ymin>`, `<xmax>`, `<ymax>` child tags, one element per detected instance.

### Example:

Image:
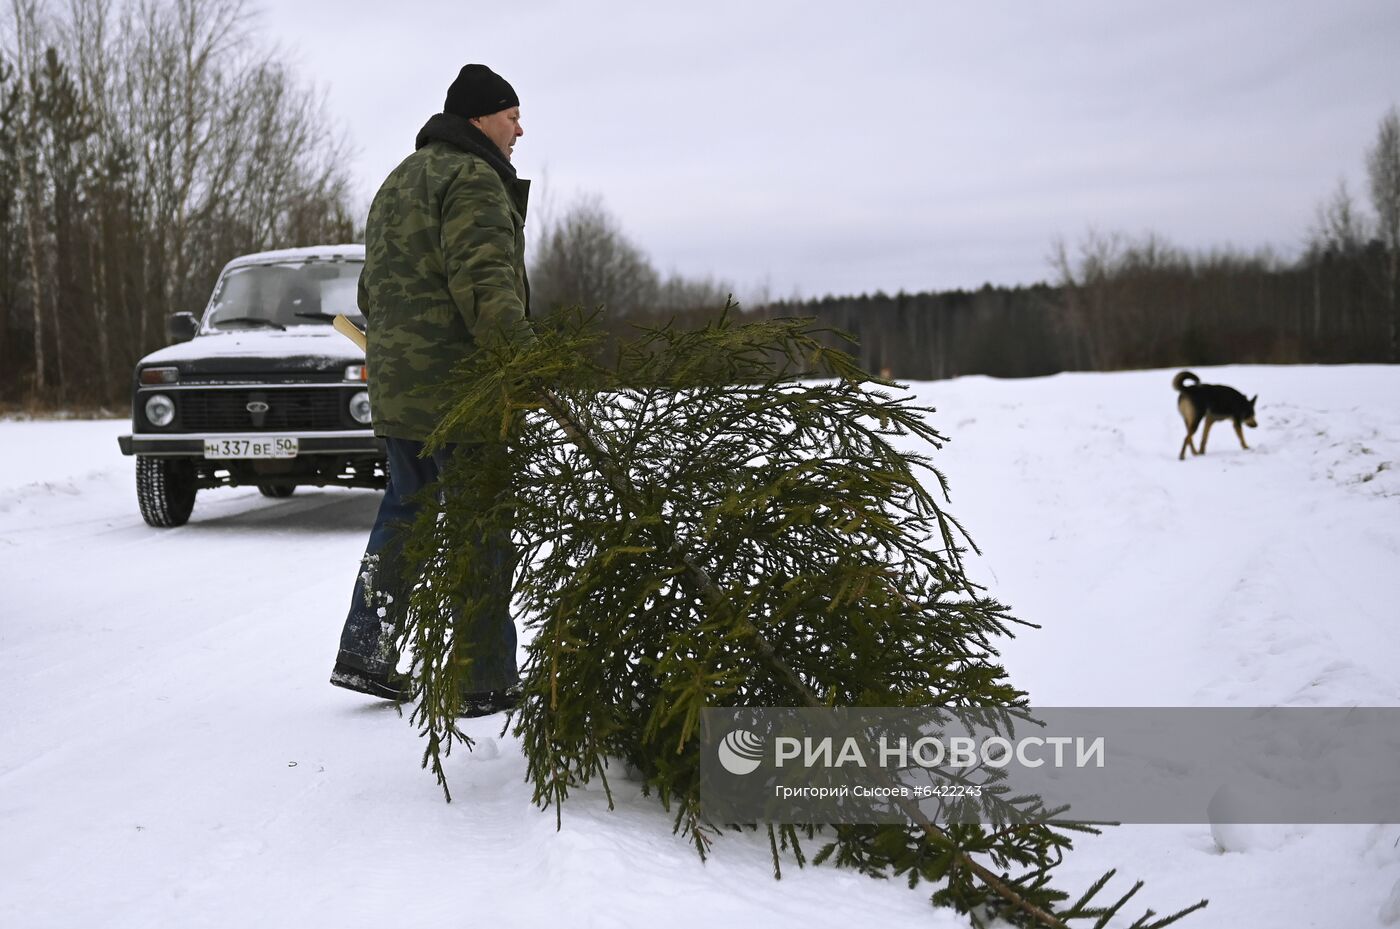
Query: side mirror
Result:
<box><xmin>166</xmin><ymin>312</ymin><xmax>200</xmax><ymax>343</ymax></box>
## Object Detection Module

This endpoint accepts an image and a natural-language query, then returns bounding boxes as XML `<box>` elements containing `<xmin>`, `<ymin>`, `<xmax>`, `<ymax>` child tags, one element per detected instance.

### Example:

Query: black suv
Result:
<box><xmin>119</xmin><ymin>245</ymin><xmax>386</xmax><ymax>527</ymax></box>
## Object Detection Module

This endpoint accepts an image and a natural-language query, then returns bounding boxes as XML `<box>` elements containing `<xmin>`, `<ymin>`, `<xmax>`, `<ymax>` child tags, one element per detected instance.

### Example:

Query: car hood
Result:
<box><xmin>139</xmin><ymin>327</ymin><xmax>363</xmax><ymax>374</ymax></box>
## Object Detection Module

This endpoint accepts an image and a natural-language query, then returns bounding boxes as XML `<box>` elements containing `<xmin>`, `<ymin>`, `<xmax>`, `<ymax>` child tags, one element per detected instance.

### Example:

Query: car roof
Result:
<box><xmin>221</xmin><ymin>244</ymin><xmax>365</xmax><ymax>271</ymax></box>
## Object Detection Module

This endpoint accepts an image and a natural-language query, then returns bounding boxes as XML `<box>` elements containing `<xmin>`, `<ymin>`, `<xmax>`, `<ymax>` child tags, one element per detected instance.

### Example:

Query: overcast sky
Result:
<box><xmin>263</xmin><ymin>0</ymin><xmax>1399</xmax><ymax>300</ymax></box>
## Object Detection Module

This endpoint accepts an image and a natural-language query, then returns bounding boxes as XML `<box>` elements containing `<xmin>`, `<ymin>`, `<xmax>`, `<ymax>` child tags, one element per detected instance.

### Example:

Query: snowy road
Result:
<box><xmin>2</xmin><ymin>365</ymin><xmax>1399</xmax><ymax>928</ymax></box>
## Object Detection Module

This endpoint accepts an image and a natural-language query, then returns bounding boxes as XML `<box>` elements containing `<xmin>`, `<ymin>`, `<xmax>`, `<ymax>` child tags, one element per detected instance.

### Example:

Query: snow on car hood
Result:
<box><xmin>139</xmin><ymin>327</ymin><xmax>363</xmax><ymax>369</ymax></box>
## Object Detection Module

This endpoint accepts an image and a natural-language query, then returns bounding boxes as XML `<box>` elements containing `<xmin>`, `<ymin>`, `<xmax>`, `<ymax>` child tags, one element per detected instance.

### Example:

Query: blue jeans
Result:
<box><xmin>336</xmin><ymin>436</ymin><xmax>517</xmax><ymax>692</ymax></box>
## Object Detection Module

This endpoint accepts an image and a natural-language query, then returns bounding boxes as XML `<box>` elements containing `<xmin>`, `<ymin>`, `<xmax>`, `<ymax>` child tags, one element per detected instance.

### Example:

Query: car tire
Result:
<box><xmin>258</xmin><ymin>484</ymin><xmax>296</xmax><ymax>498</ymax></box>
<box><xmin>136</xmin><ymin>456</ymin><xmax>198</xmax><ymax>527</ymax></box>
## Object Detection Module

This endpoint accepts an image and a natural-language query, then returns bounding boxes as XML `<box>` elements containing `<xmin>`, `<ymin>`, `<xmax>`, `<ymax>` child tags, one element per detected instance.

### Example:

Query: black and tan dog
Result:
<box><xmin>1173</xmin><ymin>371</ymin><xmax>1258</xmax><ymax>460</ymax></box>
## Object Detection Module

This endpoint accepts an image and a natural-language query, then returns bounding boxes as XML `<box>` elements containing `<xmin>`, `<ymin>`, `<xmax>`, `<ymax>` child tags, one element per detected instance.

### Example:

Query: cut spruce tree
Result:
<box><xmin>382</xmin><ymin>310</ymin><xmax>1206</xmax><ymax>929</ymax></box>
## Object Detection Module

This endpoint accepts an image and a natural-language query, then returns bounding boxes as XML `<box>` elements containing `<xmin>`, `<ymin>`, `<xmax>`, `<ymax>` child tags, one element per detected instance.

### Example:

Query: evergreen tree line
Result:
<box><xmin>581</xmin><ymin>235</ymin><xmax>1394</xmax><ymax>381</ymax></box>
<box><xmin>0</xmin><ymin>0</ymin><xmax>356</xmax><ymax>409</ymax></box>
<box><xmin>752</xmin><ymin>225</ymin><xmax>1395</xmax><ymax>382</ymax></box>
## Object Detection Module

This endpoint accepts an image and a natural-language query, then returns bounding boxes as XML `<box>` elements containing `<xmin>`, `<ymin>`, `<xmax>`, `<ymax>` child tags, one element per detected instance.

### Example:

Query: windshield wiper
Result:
<box><xmin>213</xmin><ymin>316</ymin><xmax>286</xmax><ymax>331</ymax></box>
<box><xmin>293</xmin><ymin>311</ymin><xmax>362</xmax><ymax>324</ymax></box>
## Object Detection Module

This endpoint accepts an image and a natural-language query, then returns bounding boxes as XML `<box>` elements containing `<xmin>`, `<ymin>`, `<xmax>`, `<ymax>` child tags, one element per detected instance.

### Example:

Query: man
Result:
<box><xmin>330</xmin><ymin>64</ymin><xmax>531</xmax><ymax>714</ymax></box>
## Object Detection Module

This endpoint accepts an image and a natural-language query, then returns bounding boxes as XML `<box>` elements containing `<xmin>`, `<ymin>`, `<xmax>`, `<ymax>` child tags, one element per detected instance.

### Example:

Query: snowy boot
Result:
<box><xmin>329</xmin><ymin>656</ymin><xmax>411</xmax><ymax>701</ymax></box>
<box><xmin>458</xmin><ymin>682</ymin><xmax>522</xmax><ymax>718</ymax></box>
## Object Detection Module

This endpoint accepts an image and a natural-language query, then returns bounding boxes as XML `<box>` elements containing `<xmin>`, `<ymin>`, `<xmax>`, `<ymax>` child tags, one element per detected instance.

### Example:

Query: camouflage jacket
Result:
<box><xmin>359</xmin><ymin>112</ymin><xmax>531</xmax><ymax>440</ymax></box>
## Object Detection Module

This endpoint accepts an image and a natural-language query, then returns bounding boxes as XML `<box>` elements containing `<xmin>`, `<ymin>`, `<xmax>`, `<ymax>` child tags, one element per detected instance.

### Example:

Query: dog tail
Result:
<box><xmin>1172</xmin><ymin>370</ymin><xmax>1199</xmax><ymax>392</ymax></box>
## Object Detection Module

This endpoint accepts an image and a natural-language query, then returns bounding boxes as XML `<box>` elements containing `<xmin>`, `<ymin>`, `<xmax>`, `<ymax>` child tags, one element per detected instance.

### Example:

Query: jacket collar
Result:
<box><xmin>415</xmin><ymin>113</ymin><xmax>513</xmax><ymax>174</ymax></box>
<box><xmin>414</xmin><ymin>114</ymin><xmax>529</xmax><ymax>220</ymax></box>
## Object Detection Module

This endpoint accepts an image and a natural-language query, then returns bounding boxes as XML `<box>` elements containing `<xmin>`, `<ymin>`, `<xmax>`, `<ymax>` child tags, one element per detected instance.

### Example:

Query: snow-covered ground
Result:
<box><xmin>2</xmin><ymin>364</ymin><xmax>1398</xmax><ymax>928</ymax></box>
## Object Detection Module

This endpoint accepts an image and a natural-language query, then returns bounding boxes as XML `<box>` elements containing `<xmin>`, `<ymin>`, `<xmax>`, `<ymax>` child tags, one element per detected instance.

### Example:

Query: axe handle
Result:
<box><xmin>332</xmin><ymin>314</ymin><xmax>367</xmax><ymax>351</ymax></box>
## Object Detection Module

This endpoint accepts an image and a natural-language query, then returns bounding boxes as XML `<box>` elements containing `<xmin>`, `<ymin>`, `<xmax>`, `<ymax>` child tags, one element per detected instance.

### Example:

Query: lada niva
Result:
<box><xmin>119</xmin><ymin>245</ymin><xmax>385</xmax><ymax>527</ymax></box>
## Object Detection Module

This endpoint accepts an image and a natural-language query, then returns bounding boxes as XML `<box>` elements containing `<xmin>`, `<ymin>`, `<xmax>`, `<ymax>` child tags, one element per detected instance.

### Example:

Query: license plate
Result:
<box><xmin>203</xmin><ymin>437</ymin><xmax>299</xmax><ymax>459</ymax></box>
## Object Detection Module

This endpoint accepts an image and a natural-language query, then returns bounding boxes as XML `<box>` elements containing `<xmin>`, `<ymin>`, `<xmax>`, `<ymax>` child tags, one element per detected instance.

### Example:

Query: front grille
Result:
<box><xmin>176</xmin><ymin>388</ymin><xmax>348</xmax><ymax>432</ymax></box>
<box><xmin>181</xmin><ymin>373</ymin><xmax>345</xmax><ymax>385</ymax></box>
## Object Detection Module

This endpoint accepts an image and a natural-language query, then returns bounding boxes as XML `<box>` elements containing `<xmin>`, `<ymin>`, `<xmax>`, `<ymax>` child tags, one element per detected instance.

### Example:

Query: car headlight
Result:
<box><xmin>349</xmin><ymin>390</ymin><xmax>371</xmax><ymax>425</ymax></box>
<box><xmin>140</xmin><ymin>366</ymin><xmax>179</xmax><ymax>385</ymax></box>
<box><xmin>145</xmin><ymin>393</ymin><xmax>176</xmax><ymax>427</ymax></box>
<box><xmin>344</xmin><ymin>365</ymin><xmax>367</xmax><ymax>382</ymax></box>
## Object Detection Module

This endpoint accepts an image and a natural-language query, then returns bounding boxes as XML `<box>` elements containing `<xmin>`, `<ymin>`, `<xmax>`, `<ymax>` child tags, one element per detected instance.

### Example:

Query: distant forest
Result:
<box><xmin>749</xmin><ymin>235</ymin><xmax>1395</xmax><ymax>380</ymax></box>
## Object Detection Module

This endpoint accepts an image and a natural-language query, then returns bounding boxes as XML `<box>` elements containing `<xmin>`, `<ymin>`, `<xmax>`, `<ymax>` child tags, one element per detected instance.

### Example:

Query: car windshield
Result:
<box><xmin>204</xmin><ymin>259</ymin><xmax>364</xmax><ymax>331</ymax></box>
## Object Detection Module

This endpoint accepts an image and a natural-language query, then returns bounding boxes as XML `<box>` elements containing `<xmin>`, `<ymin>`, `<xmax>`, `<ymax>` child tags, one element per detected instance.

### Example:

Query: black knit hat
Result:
<box><xmin>444</xmin><ymin>64</ymin><xmax>519</xmax><ymax>119</ymax></box>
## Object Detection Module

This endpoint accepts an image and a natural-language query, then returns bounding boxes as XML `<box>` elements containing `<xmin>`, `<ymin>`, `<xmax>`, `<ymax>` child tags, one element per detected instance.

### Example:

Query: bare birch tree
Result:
<box><xmin>1366</xmin><ymin>106</ymin><xmax>1400</xmax><ymax>361</ymax></box>
<box><xmin>8</xmin><ymin>0</ymin><xmax>48</xmax><ymax>393</ymax></box>
<box><xmin>530</xmin><ymin>195</ymin><xmax>733</xmax><ymax>320</ymax></box>
<box><xmin>530</xmin><ymin>196</ymin><xmax>659</xmax><ymax>317</ymax></box>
